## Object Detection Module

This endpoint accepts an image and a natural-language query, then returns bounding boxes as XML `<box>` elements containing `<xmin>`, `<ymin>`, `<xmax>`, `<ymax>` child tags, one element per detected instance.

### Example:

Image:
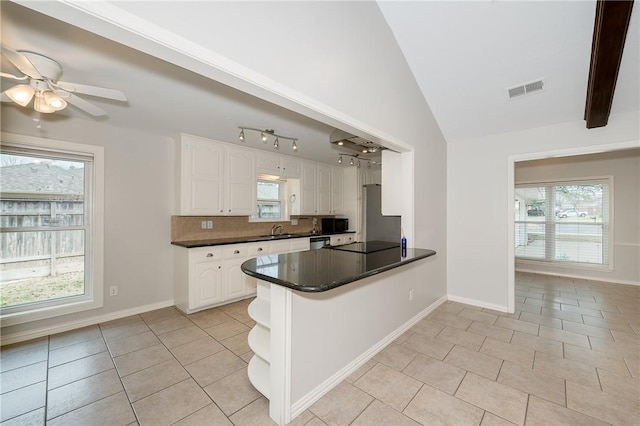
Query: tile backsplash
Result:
<box><xmin>171</xmin><ymin>216</ymin><xmax>315</xmax><ymax>242</ymax></box>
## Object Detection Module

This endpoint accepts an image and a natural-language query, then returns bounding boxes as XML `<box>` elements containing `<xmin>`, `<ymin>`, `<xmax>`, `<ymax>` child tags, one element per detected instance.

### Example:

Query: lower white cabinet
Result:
<box><xmin>329</xmin><ymin>233</ymin><xmax>355</xmax><ymax>246</ymax></box>
<box><xmin>174</xmin><ymin>238</ymin><xmax>310</xmax><ymax>314</ymax></box>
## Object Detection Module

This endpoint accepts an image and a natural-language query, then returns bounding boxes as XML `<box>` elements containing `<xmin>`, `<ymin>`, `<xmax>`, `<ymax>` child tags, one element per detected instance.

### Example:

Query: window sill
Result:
<box><xmin>0</xmin><ymin>295</ymin><xmax>103</xmax><ymax>327</ymax></box>
<box><xmin>515</xmin><ymin>258</ymin><xmax>613</xmax><ymax>273</ymax></box>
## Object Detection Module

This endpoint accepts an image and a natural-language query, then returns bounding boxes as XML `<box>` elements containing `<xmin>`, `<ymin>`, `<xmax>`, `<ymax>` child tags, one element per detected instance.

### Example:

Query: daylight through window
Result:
<box><xmin>1</xmin><ymin>144</ymin><xmax>97</xmax><ymax>319</ymax></box>
<box><xmin>514</xmin><ymin>179</ymin><xmax>610</xmax><ymax>266</ymax></box>
<box><xmin>253</xmin><ymin>179</ymin><xmax>284</xmax><ymax>220</ymax></box>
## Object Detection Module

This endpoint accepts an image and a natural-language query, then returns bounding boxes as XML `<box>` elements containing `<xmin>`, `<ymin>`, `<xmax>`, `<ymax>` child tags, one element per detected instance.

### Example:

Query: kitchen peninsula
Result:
<box><xmin>241</xmin><ymin>246</ymin><xmax>438</xmax><ymax>425</ymax></box>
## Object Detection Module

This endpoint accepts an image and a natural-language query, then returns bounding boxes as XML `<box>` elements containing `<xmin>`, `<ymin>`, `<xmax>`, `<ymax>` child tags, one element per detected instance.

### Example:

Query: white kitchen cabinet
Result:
<box><xmin>174</xmin><ymin>238</ymin><xmax>310</xmax><ymax>314</ymax></box>
<box><xmin>177</xmin><ymin>134</ymin><xmax>256</xmax><ymax>216</ymax></box>
<box><xmin>317</xmin><ymin>164</ymin><xmax>332</xmax><ymax>215</ymax></box>
<box><xmin>280</xmin><ymin>156</ymin><xmax>301</xmax><ymax>177</ymax></box>
<box><xmin>300</xmin><ymin>161</ymin><xmax>317</xmax><ymax>215</ymax></box>
<box><xmin>329</xmin><ymin>233</ymin><xmax>354</xmax><ymax>246</ymax></box>
<box><xmin>331</xmin><ymin>166</ymin><xmax>344</xmax><ymax>214</ymax></box>
<box><xmin>257</xmin><ymin>151</ymin><xmax>301</xmax><ymax>178</ymax></box>
<box><xmin>226</xmin><ymin>148</ymin><xmax>257</xmax><ymax>215</ymax></box>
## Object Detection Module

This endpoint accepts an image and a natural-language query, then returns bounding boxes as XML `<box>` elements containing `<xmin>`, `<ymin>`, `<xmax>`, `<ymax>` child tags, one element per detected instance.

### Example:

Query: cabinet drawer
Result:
<box><xmin>246</xmin><ymin>243</ymin><xmax>268</xmax><ymax>257</ymax></box>
<box><xmin>222</xmin><ymin>245</ymin><xmax>248</xmax><ymax>259</ymax></box>
<box><xmin>189</xmin><ymin>247</ymin><xmax>222</xmax><ymax>261</ymax></box>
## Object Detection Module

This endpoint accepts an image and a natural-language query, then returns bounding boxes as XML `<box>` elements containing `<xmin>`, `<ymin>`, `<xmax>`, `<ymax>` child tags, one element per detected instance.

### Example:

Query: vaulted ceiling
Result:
<box><xmin>1</xmin><ymin>1</ymin><xmax>638</xmax><ymax>161</ymax></box>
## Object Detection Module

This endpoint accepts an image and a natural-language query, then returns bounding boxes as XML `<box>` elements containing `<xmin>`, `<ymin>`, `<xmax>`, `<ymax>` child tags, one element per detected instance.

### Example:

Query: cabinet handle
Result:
<box><xmin>228</xmin><ymin>209</ymin><xmax>231</xmax><ymax>213</ymax></box>
<box><xmin>206</xmin><ymin>253</ymin><xmax>214</xmax><ymax>257</ymax></box>
<box><xmin>234</xmin><ymin>250</ymin><xmax>240</xmax><ymax>254</ymax></box>
<box><xmin>220</xmin><ymin>209</ymin><xmax>223</xmax><ymax>213</ymax></box>
<box><xmin>257</xmin><ymin>247</ymin><xmax>263</xmax><ymax>252</ymax></box>
<box><xmin>218</xmin><ymin>266</ymin><xmax>221</xmax><ymax>269</ymax></box>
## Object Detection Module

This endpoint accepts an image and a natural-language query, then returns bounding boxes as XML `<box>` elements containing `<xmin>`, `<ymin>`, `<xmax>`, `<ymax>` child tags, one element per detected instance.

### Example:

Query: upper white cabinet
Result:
<box><xmin>331</xmin><ymin>166</ymin><xmax>344</xmax><ymax>214</ymax></box>
<box><xmin>256</xmin><ymin>151</ymin><xmax>301</xmax><ymax>178</ymax></box>
<box><xmin>178</xmin><ymin>134</ymin><xmax>256</xmax><ymax>216</ymax></box>
<box><xmin>316</xmin><ymin>164</ymin><xmax>332</xmax><ymax>215</ymax></box>
<box><xmin>299</xmin><ymin>161</ymin><xmax>345</xmax><ymax>216</ymax></box>
<box><xmin>300</xmin><ymin>161</ymin><xmax>317</xmax><ymax>215</ymax></box>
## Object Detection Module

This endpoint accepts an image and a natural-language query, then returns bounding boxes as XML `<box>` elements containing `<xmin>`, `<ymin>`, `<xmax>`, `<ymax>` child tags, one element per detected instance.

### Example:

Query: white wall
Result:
<box><xmin>1</xmin><ymin>108</ymin><xmax>175</xmax><ymax>341</ymax></box>
<box><xmin>447</xmin><ymin>111</ymin><xmax>640</xmax><ymax>311</ymax></box>
<box><xmin>515</xmin><ymin>149</ymin><xmax>640</xmax><ymax>284</ymax></box>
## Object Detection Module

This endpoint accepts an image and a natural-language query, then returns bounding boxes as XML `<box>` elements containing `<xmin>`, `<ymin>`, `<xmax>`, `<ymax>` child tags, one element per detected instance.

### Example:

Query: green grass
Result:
<box><xmin>0</xmin><ymin>272</ymin><xmax>84</xmax><ymax>307</ymax></box>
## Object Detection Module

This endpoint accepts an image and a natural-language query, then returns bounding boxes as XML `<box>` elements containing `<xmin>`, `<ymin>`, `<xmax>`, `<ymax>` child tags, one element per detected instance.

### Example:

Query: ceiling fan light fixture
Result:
<box><xmin>43</xmin><ymin>91</ymin><xmax>67</xmax><ymax>111</ymax></box>
<box><xmin>5</xmin><ymin>84</ymin><xmax>35</xmax><ymax>107</ymax></box>
<box><xmin>34</xmin><ymin>94</ymin><xmax>56</xmax><ymax>113</ymax></box>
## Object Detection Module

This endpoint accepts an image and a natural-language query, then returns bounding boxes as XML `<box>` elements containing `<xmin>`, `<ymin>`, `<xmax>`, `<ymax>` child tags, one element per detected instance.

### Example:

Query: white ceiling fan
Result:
<box><xmin>0</xmin><ymin>46</ymin><xmax>127</xmax><ymax>116</ymax></box>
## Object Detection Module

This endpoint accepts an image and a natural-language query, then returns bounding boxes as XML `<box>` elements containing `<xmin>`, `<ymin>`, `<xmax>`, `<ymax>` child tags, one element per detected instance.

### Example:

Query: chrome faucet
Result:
<box><xmin>271</xmin><ymin>224</ymin><xmax>284</xmax><ymax>236</ymax></box>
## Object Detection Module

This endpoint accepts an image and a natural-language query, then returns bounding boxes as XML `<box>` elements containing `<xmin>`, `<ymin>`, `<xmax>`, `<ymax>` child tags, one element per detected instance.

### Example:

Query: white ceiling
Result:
<box><xmin>379</xmin><ymin>0</ymin><xmax>639</xmax><ymax>141</ymax></box>
<box><xmin>1</xmin><ymin>1</ymin><xmax>638</xmax><ymax>159</ymax></box>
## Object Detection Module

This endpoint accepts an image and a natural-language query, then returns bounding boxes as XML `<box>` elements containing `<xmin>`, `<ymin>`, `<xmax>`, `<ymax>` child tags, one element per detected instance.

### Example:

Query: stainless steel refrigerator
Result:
<box><xmin>362</xmin><ymin>184</ymin><xmax>401</xmax><ymax>242</ymax></box>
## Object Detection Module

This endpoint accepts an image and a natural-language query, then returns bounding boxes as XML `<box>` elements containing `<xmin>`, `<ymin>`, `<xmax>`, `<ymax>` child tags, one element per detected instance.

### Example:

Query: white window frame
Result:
<box><xmin>0</xmin><ymin>133</ymin><xmax>104</xmax><ymax>326</ymax></box>
<box><xmin>515</xmin><ymin>176</ymin><xmax>613</xmax><ymax>271</ymax></box>
<box><xmin>250</xmin><ymin>177</ymin><xmax>287</xmax><ymax>222</ymax></box>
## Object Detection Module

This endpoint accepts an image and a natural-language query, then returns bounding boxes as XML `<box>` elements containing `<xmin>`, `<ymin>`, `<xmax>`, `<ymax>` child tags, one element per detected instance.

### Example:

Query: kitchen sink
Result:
<box><xmin>259</xmin><ymin>233</ymin><xmax>297</xmax><ymax>239</ymax></box>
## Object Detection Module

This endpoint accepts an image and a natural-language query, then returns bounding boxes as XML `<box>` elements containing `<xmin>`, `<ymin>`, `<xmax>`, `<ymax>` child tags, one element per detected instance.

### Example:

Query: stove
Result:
<box><xmin>327</xmin><ymin>240</ymin><xmax>400</xmax><ymax>254</ymax></box>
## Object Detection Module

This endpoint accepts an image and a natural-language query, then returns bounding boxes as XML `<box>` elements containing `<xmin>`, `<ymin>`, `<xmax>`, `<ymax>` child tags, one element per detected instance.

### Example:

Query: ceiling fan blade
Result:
<box><xmin>65</xmin><ymin>93</ymin><xmax>107</xmax><ymax>116</ymax></box>
<box><xmin>56</xmin><ymin>81</ymin><xmax>127</xmax><ymax>102</ymax></box>
<box><xmin>0</xmin><ymin>46</ymin><xmax>43</xmax><ymax>80</ymax></box>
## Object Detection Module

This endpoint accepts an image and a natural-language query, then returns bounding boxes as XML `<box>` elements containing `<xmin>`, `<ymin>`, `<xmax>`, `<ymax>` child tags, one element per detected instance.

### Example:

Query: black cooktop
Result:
<box><xmin>327</xmin><ymin>240</ymin><xmax>400</xmax><ymax>254</ymax></box>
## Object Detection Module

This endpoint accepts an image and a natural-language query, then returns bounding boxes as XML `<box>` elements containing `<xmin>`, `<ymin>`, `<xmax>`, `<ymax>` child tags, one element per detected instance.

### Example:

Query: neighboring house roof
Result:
<box><xmin>0</xmin><ymin>163</ymin><xmax>84</xmax><ymax>195</ymax></box>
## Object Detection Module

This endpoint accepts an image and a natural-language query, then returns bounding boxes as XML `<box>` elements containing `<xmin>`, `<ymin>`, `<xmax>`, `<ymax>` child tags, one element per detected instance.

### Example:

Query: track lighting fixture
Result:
<box><xmin>238</xmin><ymin>127</ymin><xmax>299</xmax><ymax>152</ymax></box>
<box><xmin>337</xmin><ymin>153</ymin><xmax>380</xmax><ymax>168</ymax></box>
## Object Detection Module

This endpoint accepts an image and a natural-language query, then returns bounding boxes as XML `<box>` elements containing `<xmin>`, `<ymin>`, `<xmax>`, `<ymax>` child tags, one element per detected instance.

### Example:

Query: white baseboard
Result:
<box><xmin>447</xmin><ymin>294</ymin><xmax>509</xmax><ymax>313</ymax></box>
<box><xmin>1</xmin><ymin>299</ymin><xmax>175</xmax><ymax>346</ymax></box>
<box><xmin>516</xmin><ymin>268</ymin><xmax>640</xmax><ymax>287</ymax></box>
<box><xmin>289</xmin><ymin>295</ymin><xmax>447</xmax><ymax>420</ymax></box>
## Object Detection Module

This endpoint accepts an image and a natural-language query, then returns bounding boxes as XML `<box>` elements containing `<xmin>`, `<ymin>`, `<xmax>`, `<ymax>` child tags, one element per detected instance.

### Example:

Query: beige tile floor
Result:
<box><xmin>1</xmin><ymin>272</ymin><xmax>639</xmax><ymax>425</ymax></box>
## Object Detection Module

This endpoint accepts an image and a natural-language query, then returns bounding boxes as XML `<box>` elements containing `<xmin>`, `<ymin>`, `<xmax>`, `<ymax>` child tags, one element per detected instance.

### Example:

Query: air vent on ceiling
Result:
<box><xmin>507</xmin><ymin>78</ymin><xmax>544</xmax><ymax>99</ymax></box>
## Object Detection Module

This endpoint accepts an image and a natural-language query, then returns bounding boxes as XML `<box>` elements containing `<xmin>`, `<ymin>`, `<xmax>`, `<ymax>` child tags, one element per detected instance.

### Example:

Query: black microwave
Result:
<box><xmin>321</xmin><ymin>218</ymin><xmax>349</xmax><ymax>234</ymax></box>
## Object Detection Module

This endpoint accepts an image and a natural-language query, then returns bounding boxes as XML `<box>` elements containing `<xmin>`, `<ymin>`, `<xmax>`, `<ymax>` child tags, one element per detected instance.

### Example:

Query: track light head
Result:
<box><xmin>239</xmin><ymin>129</ymin><xmax>245</xmax><ymax>141</ymax></box>
<box><xmin>338</xmin><ymin>155</ymin><xmax>343</xmax><ymax>164</ymax></box>
<box><xmin>292</xmin><ymin>140</ymin><xmax>298</xmax><ymax>150</ymax></box>
<box><xmin>274</xmin><ymin>137</ymin><xmax>279</xmax><ymax>150</ymax></box>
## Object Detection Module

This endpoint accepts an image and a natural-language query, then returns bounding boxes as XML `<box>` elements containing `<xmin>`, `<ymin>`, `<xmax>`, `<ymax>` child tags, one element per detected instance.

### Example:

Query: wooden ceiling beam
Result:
<box><xmin>584</xmin><ymin>0</ymin><xmax>634</xmax><ymax>129</ymax></box>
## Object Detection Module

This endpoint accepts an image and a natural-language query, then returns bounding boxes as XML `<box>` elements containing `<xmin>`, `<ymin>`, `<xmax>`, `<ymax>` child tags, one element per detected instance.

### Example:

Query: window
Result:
<box><xmin>1</xmin><ymin>135</ymin><xmax>104</xmax><ymax>325</ymax></box>
<box><xmin>252</xmin><ymin>178</ymin><xmax>284</xmax><ymax>220</ymax></box>
<box><xmin>515</xmin><ymin>179</ymin><xmax>610</xmax><ymax>267</ymax></box>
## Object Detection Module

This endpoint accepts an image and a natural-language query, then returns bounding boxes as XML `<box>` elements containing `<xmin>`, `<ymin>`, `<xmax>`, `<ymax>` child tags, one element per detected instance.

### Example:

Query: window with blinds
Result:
<box><xmin>514</xmin><ymin>179</ymin><xmax>610</xmax><ymax>267</ymax></box>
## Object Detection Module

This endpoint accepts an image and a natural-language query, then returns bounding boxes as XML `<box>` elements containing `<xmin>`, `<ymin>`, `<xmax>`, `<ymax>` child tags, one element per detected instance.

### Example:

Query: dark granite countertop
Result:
<box><xmin>171</xmin><ymin>231</ymin><xmax>355</xmax><ymax>248</ymax></box>
<box><xmin>241</xmin><ymin>247</ymin><xmax>436</xmax><ymax>292</ymax></box>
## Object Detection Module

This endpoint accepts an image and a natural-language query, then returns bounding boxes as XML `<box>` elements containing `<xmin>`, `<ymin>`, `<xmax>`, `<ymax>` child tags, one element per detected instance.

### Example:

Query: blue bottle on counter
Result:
<box><xmin>401</xmin><ymin>235</ymin><xmax>407</xmax><ymax>257</ymax></box>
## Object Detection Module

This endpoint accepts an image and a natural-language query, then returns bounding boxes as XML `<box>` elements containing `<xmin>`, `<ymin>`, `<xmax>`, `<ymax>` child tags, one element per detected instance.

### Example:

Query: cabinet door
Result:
<box><xmin>281</xmin><ymin>155</ymin><xmax>301</xmax><ymax>177</ymax></box>
<box><xmin>226</xmin><ymin>148</ymin><xmax>256</xmax><ymax>215</ymax></box>
<box><xmin>331</xmin><ymin>167</ymin><xmax>344</xmax><ymax>214</ymax></box>
<box><xmin>183</xmin><ymin>138</ymin><xmax>225</xmax><ymax>215</ymax></box>
<box><xmin>300</xmin><ymin>161</ymin><xmax>317</xmax><ymax>215</ymax></box>
<box><xmin>256</xmin><ymin>151</ymin><xmax>281</xmax><ymax>175</ymax></box>
<box><xmin>317</xmin><ymin>164</ymin><xmax>332</xmax><ymax>215</ymax></box>
<box><xmin>193</xmin><ymin>260</ymin><xmax>224</xmax><ymax>308</ymax></box>
<box><xmin>225</xmin><ymin>259</ymin><xmax>248</xmax><ymax>300</ymax></box>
